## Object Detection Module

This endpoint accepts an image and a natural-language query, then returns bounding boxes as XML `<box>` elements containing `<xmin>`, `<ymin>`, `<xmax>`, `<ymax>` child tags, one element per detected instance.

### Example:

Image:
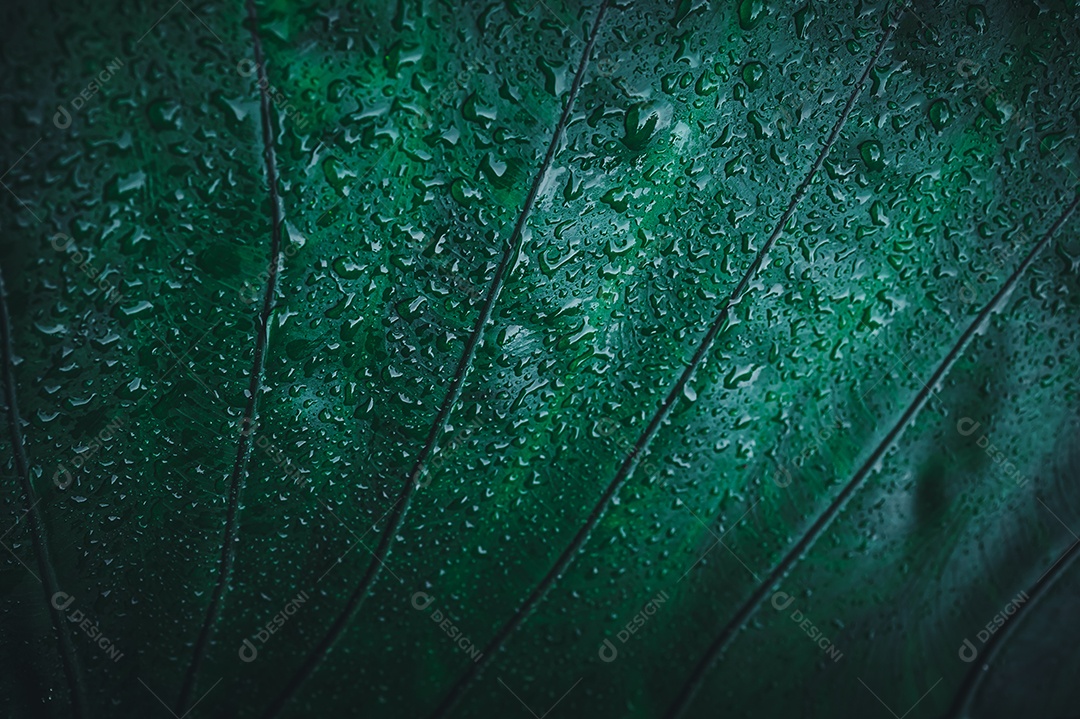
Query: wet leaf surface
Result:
<box><xmin>1</xmin><ymin>1</ymin><xmax>1079</xmax><ymax>718</ymax></box>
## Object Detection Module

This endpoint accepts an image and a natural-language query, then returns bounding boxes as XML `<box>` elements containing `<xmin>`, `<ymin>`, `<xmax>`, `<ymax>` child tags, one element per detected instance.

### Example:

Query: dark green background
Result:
<box><xmin>2</xmin><ymin>0</ymin><xmax>1079</xmax><ymax>717</ymax></box>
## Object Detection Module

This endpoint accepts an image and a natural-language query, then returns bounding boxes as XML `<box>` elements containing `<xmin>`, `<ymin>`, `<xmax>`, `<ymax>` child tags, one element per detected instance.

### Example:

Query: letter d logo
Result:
<box><xmin>411</xmin><ymin>592</ymin><xmax>434</xmax><ymax>611</ymax></box>
<box><xmin>51</xmin><ymin>592</ymin><xmax>74</xmax><ymax>611</ymax></box>
<box><xmin>771</xmin><ymin>591</ymin><xmax>795</xmax><ymax>612</ymax></box>
<box><xmin>54</xmin><ymin>465</ymin><xmax>73</xmax><ymax>490</ymax></box>
<box><xmin>956</xmin><ymin>59</ymin><xmax>981</xmax><ymax>78</ymax></box>
<box><xmin>598</xmin><ymin>638</ymin><xmax>618</xmax><ymax>663</ymax></box>
<box><xmin>772</xmin><ymin>466</ymin><xmax>792</xmax><ymax>488</ymax></box>
<box><xmin>49</xmin><ymin>233</ymin><xmax>73</xmax><ymax>252</ymax></box>
<box><xmin>956</xmin><ymin>417</ymin><xmax>981</xmax><ymax>437</ymax></box>
<box><xmin>958</xmin><ymin>638</ymin><xmax>978</xmax><ymax>663</ymax></box>
<box><xmin>239</xmin><ymin>639</ymin><xmax>258</xmax><ymax>663</ymax></box>
<box><xmin>53</xmin><ymin>105</ymin><xmax>72</xmax><ymax>129</ymax></box>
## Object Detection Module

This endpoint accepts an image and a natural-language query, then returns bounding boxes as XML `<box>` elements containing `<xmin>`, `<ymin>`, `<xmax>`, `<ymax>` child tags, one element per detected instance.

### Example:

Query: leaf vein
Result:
<box><xmin>256</xmin><ymin>3</ymin><xmax>613</xmax><ymax>717</ymax></box>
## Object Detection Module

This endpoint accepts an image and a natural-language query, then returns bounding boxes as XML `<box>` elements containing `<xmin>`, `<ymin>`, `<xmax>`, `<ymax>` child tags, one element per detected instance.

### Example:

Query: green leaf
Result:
<box><xmin>2</xmin><ymin>1</ymin><xmax>1080</xmax><ymax>718</ymax></box>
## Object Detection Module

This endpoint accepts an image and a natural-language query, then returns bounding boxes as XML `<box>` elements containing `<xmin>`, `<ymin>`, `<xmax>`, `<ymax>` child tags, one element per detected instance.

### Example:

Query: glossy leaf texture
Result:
<box><xmin>1</xmin><ymin>1</ymin><xmax>1079</xmax><ymax>718</ymax></box>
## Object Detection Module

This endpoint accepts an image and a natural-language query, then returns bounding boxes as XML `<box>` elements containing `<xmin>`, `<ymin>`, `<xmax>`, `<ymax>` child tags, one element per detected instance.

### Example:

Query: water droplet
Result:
<box><xmin>859</xmin><ymin>140</ymin><xmax>885</xmax><ymax>172</ymax></box>
<box><xmin>928</xmin><ymin>98</ymin><xmax>951</xmax><ymax>131</ymax></box>
<box><xmin>967</xmin><ymin>5</ymin><xmax>987</xmax><ymax>33</ymax></box>
<box><xmin>742</xmin><ymin>62</ymin><xmax>766</xmax><ymax>91</ymax></box>
<box><xmin>739</xmin><ymin>0</ymin><xmax>766</xmax><ymax>30</ymax></box>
